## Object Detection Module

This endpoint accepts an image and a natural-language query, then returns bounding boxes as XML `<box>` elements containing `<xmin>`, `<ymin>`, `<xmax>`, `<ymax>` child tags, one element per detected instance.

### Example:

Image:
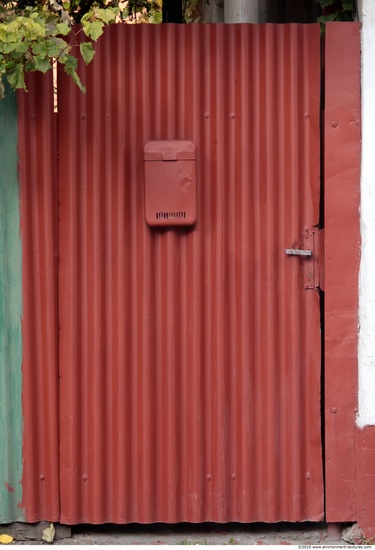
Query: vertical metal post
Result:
<box><xmin>224</xmin><ymin>0</ymin><xmax>261</xmax><ymax>23</ymax></box>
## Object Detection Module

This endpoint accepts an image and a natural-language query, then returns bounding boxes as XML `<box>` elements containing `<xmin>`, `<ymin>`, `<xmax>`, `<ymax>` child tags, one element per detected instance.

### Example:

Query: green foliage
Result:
<box><xmin>0</xmin><ymin>2</ymin><xmax>106</xmax><ymax>98</ymax></box>
<box><xmin>183</xmin><ymin>0</ymin><xmax>203</xmax><ymax>23</ymax></box>
<box><xmin>316</xmin><ymin>0</ymin><xmax>356</xmax><ymax>24</ymax></box>
<box><xmin>0</xmin><ymin>0</ymin><xmax>162</xmax><ymax>98</ymax></box>
<box><xmin>79</xmin><ymin>40</ymin><xmax>95</xmax><ymax>64</ymax></box>
<box><xmin>121</xmin><ymin>0</ymin><xmax>162</xmax><ymax>24</ymax></box>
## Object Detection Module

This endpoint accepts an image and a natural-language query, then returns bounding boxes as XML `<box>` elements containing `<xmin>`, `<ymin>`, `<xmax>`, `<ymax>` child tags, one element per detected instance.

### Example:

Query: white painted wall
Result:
<box><xmin>358</xmin><ymin>0</ymin><xmax>375</xmax><ymax>427</ymax></box>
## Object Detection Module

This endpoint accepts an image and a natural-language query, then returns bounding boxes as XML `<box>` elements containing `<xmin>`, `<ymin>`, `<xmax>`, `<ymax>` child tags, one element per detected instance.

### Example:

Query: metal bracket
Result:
<box><xmin>285</xmin><ymin>249</ymin><xmax>312</xmax><ymax>257</ymax></box>
<box><xmin>285</xmin><ymin>229</ymin><xmax>320</xmax><ymax>290</ymax></box>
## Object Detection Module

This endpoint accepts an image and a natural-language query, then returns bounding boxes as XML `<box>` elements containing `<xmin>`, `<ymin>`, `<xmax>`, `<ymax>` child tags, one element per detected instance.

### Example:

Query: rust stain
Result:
<box><xmin>4</xmin><ymin>482</ymin><xmax>15</xmax><ymax>494</ymax></box>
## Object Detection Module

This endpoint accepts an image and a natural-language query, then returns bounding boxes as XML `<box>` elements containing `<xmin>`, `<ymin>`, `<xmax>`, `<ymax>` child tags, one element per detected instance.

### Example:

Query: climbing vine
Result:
<box><xmin>0</xmin><ymin>0</ymin><xmax>357</xmax><ymax>99</ymax></box>
<box><xmin>0</xmin><ymin>0</ymin><xmax>162</xmax><ymax>98</ymax></box>
<box><xmin>182</xmin><ymin>0</ymin><xmax>203</xmax><ymax>23</ymax></box>
<box><xmin>316</xmin><ymin>0</ymin><xmax>357</xmax><ymax>23</ymax></box>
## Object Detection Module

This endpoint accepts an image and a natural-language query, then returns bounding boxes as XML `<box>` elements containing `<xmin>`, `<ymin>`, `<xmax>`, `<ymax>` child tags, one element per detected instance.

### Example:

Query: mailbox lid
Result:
<box><xmin>144</xmin><ymin>140</ymin><xmax>196</xmax><ymax>161</ymax></box>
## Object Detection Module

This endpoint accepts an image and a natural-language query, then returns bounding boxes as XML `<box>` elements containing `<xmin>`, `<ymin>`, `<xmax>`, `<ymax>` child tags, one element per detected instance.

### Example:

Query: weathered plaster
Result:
<box><xmin>358</xmin><ymin>0</ymin><xmax>375</xmax><ymax>427</ymax></box>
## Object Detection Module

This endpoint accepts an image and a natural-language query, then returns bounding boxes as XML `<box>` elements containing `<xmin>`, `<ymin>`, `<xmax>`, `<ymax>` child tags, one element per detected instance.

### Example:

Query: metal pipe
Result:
<box><xmin>224</xmin><ymin>0</ymin><xmax>260</xmax><ymax>23</ymax></box>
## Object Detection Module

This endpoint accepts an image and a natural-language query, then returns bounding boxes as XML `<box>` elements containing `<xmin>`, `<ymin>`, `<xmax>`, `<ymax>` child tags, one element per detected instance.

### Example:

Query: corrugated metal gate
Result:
<box><xmin>20</xmin><ymin>23</ymin><xmax>324</xmax><ymax>523</ymax></box>
<box><xmin>58</xmin><ymin>23</ymin><xmax>323</xmax><ymax>523</ymax></box>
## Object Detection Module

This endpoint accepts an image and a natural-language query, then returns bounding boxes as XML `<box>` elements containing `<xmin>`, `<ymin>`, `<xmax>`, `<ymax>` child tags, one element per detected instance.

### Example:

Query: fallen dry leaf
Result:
<box><xmin>0</xmin><ymin>534</ymin><xmax>13</xmax><ymax>544</ymax></box>
<box><xmin>42</xmin><ymin>523</ymin><xmax>55</xmax><ymax>544</ymax></box>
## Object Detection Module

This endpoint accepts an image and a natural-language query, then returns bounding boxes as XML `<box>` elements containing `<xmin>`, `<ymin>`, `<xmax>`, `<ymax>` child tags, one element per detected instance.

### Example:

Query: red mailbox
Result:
<box><xmin>143</xmin><ymin>140</ymin><xmax>197</xmax><ymax>227</ymax></box>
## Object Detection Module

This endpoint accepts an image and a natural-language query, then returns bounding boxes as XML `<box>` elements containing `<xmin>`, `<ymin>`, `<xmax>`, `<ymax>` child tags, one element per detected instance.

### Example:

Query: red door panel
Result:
<box><xmin>58</xmin><ymin>23</ymin><xmax>323</xmax><ymax>523</ymax></box>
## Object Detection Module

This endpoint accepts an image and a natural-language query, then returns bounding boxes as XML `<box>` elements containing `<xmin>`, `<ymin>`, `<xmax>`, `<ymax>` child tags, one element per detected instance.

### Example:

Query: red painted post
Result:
<box><xmin>324</xmin><ymin>22</ymin><xmax>361</xmax><ymax>524</ymax></box>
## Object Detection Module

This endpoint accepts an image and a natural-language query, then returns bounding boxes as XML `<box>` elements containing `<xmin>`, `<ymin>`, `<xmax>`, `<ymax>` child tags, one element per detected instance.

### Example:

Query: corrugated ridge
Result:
<box><xmin>18</xmin><ymin>73</ymin><xmax>60</xmax><ymax>522</ymax></box>
<box><xmin>57</xmin><ymin>23</ymin><xmax>323</xmax><ymax>524</ymax></box>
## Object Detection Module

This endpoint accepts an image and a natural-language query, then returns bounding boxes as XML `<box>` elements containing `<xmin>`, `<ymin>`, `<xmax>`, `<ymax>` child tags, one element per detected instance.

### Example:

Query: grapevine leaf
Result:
<box><xmin>81</xmin><ymin>19</ymin><xmax>104</xmax><ymax>41</ymax></box>
<box><xmin>46</xmin><ymin>36</ymin><xmax>68</xmax><ymax>57</ymax></box>
<box><xmin>342</xmin><ymin>1</ymin><xmax>356</xmax><ymax>11</ymax></box>
<box><xmin>80</xmin><ymin>41</ymin><xmax>95</xmax><ymax>65</ymax></box>
<box><xmin>6</xmin><ymin>62</ymin><xmax>25</xmax><ymax>89</ymax></box>
<box><xmin>2</xmin><ymin>41</ymin><xmax>28</xmax><ymax>55</ymax></box>
<box><xmin>95</xmin><ymin>7</ymin><xmax>117</xmax><ymax>24</ymax></box>
<box><xmin>34</xmin><ymin>56</ymin><xmax>51</xmax><ymax>73</ymax></box>
<box><xmin>32</xmin><ymin>41</ymin><xmax>48</xmax><ymax>57</ymax></box>
<box><xmin>25</xmin><ymin>60</ymin><xmax>36</xmax><ymax>72</ymax></box>
<box><xmin>56</xmin><ymin>22</ymin><xmax>71</xmax><ymax>35</ymax></box>
<box><xmin>317</xmin><ymin>13</ymin><xmax>337</xmax><ymax>22</ymax></box>
<box><xmin>64</xmin><ymin>65</ymin><xmax>86</xmax><ymax>93</ymax></box>
<box><xmin>63</xmin><ymin>54</ymin><xmax>78</xmax><ymax>70</ymax></box>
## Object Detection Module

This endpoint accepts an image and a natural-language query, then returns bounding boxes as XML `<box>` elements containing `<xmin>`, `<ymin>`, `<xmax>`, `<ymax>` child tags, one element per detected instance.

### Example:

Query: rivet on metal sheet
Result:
<box><xmin>331</xmin><ymin>407</ymin><xmax>337</xmax><ymax>414</ymax></box>
<box><xmin>305</xmin><ymin>472</ymin><xmax>311</xmax><ymax>480</ymax></box>
<box><xmin>206</xmin><ymin>475</ymin><xmax>212</xmax><ymax>481</ymax></box>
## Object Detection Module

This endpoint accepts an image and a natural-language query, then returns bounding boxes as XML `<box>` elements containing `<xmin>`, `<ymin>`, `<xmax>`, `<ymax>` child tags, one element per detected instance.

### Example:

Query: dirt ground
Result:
<box><xmin>53</xmin><ymin>522</ymin><xmax>348</xmax><ymax>546</ymax></box>
<box><xmin>5</xmin><ymin>521</ymin><xmax>366</xmax><ymax>546</ymax></box>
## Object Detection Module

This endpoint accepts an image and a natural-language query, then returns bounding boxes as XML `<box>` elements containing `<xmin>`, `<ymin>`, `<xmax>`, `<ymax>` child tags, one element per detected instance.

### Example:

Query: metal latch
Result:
<box><xmin>285</xmin><ymin>229</ymin><xmax>321</xmax><ymax>290</ymax></box>
<box><xmin>285</xmin><ymin>249</ymin><xmax>312</xmax><ymax>257</ymax></box>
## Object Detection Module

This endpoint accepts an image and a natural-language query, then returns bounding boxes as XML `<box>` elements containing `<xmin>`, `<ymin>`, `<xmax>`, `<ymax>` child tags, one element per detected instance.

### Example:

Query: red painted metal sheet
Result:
<box><xmin>324</xmin><ymin>23</ymin><xmax>360</xmax><ymax>523</ymax></box>
<box><xmin>17</xmin><ymin>73</ymin><xmax>60</xmax><ymax>521</ymax></box>
<box><xmin>56</xmin><ymin>23</ymin><xmax>323</xmax><ymax>524</ymax></box>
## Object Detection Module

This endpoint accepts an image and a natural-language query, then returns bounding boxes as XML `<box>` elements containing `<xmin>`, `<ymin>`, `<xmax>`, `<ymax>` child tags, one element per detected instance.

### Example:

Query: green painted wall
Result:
<box><xmin>0</xmin><ymin>87</ymin><xmax>24</xmax><ymax>522</ymax></box>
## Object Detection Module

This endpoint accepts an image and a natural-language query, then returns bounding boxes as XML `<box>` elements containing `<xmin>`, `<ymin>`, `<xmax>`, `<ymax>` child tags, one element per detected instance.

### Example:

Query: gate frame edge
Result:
<box><xmin>324</xmin><ymin>22</ymin><xmax>361</xmax><ymax>526</ymax></box>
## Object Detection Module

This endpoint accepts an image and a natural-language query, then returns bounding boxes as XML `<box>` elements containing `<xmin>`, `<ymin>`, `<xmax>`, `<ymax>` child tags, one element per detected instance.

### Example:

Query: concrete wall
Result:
<box><xmin>358</xmin><ymin>0</ymin><xmax>375</xmax><ymax>427</ymax></box>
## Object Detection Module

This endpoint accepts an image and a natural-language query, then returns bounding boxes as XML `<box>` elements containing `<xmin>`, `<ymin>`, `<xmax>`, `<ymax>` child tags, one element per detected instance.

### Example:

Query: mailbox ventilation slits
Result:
<box><xmin>144</xmin><ymin>140</ymin><xmax>197</xmax><ymax>226</ymax></box>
